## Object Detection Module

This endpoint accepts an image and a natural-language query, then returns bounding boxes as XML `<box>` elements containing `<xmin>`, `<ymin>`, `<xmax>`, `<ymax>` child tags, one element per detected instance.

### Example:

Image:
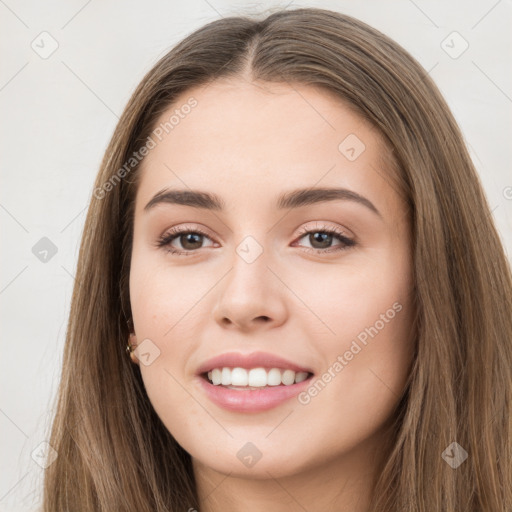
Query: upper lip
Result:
<box><xmin>196</xmin><ymin>351</ymin><xmax>314</xmax><ymax>375</ymax></box>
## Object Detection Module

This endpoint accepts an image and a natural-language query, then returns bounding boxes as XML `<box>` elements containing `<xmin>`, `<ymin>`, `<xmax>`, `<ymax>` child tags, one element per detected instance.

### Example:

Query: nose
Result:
<box><xmin>212</xmin><ymin>246</ymin><xmax>288</xmax><ymax>332</ymax></box>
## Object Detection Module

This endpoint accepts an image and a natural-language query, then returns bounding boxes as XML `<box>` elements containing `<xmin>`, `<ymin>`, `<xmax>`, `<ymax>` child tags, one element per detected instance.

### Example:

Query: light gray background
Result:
<box><xmin>1</xmin><ymin>0</ymin><xmax>511</xmax><ymax>509</ymax></box>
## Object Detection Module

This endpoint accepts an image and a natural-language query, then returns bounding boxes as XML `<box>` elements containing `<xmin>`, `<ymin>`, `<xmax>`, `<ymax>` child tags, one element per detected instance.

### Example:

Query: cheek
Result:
<box><xmin>293</xmin><ymin>248</ymin><xmax>414</xmax><ymax>403</ymax></box>
<box><xmin>128</xmin><ymin>254</ymin><xmax>207</xmax><ymax>442</ymax></box>
<box><xmin>129</xmin><ymin>246</ymin><xmax>213</xmax><ymax>336</ymax></box>
<box><xmin>128</xmin><ymin>248</ymin><xmax>216</xmax><ymax>411</ymax></box>
<box><xmin>291</xmin><ymin>248</ymin><xmax>412</xmax><ymax>345</ymax></box>
<box><xmin>289</xmin><ymin>273</ymin><xmax>413</xmax><ymax>459</ymax></box>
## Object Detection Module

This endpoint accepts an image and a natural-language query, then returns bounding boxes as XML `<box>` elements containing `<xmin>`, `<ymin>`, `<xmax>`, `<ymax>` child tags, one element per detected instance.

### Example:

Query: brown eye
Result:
<box><xmin>177</xmin><ymin>232</ymin><xmax>204</xmax><ymax>250</ymax></box>
<box><xmin>294</xmin><ymin>225</ymin><xmax>356</xmax><ymax>254</ymax></box>
<box><xmin>156</xmin><ymin>227</ymin><xmax>215</xmax><ymax>255</ymax></box>
<box><xmin>307</xmin><ymin>231</ymin><xmax>335</xmax><ymax>250</ymax></box>
<box><xmin>156</xmin><ymin>224</ymin><xmax>356</xmax><ymax>257</ymax></box>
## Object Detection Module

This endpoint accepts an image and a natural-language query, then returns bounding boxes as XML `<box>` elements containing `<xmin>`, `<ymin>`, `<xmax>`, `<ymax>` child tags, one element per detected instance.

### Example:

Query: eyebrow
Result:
<box><xmin>144</xmin><ymin>187</ymin><xmax>381</xmax><ymax>217</ymax></box>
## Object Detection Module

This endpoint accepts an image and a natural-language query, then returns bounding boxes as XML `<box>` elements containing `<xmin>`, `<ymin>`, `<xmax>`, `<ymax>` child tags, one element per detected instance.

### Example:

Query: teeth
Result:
<box><xmin>231</xmin><ymin>367</ymin><xmax>248</xmax><ymax>386</ymax></box>
<box><xmin>267</xmin><ymin>368</ymin><xmax>282</xmax><ymax>386</ymax></box>
<box><xmin>248</xmin><ymin>368</ymin><xmax>266</xmax><ymax>387</ymax></box>
<box><xmin>206</xmin><ymin>367</ymin><xmax>310</xmax><ymax>387</ymax></box>
<box><xmin>221</xmin><ymin>367</ymin><xmax>231</xmax><ymax>386</ymax></box>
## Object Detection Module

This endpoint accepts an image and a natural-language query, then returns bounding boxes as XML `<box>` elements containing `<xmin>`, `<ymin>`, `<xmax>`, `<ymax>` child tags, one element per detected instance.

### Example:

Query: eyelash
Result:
<box><xmin>155</xmin><ymin>224</ymin><xmax>356</xmax><ymax>256</ymax></box>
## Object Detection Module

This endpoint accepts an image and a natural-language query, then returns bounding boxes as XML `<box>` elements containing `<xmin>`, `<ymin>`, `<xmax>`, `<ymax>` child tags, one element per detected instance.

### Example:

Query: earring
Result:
<box><xmin>126</xmin><ymin>321</ymin><xmax>138</xmax><ymax>363</ymax></box>
<box><xmin>127</xmin><ymin>339</ymin><xmax>139</xmax><ymax>363</ymax></box>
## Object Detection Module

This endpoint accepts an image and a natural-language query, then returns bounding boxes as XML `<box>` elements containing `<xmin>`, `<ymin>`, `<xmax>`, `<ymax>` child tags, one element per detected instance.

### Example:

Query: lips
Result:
<box><xmin>195</xmin><ymin>351</ymin><xmax>314</xmax><ymax>376</ymax></box>
<box><xmin>195</xmin><ymin>351</ymin><xmax>316</xmax><ymax>412</ymax></box>
<box><xmin>198</xmin><ymin>374</ymin><xmax>314</xmax><ymax>412</ymax></box>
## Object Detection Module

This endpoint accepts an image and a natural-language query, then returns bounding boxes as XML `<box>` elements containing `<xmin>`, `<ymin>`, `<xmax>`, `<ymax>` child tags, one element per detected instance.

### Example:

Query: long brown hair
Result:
<box><xmin>42</xmin><ymin>7</ymin><xmax>512</xmax><ymax>511</ymax></box>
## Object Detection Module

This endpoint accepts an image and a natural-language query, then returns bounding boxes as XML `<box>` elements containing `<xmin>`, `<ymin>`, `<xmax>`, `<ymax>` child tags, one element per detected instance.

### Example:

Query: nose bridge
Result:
<box><xmin>227</xmin><ymin>232</ymin><xmax>271</xmax><ymax>297</ymax></box>
<box><xmin>212</xmin><ymin>229</ymin><xmax>287</xmax><ymax>329</ymax></box>
<box><xmin>227</xmin><ymin>212</ymin><xmax>272</xmax><ymax>275</ymax></box>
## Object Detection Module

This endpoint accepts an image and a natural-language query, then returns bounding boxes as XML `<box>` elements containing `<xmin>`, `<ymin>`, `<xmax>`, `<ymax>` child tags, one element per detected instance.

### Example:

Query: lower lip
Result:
<box><xmin>197</xmin><ymin>374</ymin><xmax>314</xmax><ymax>412</ymax></box>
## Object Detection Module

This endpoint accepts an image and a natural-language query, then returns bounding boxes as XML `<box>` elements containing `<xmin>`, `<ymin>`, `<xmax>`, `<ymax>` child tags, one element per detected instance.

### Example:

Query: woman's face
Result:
<box><xmin>129</xmin><ymin>78</ymin><xmax>415</xmax><ymax>480</ymax></box>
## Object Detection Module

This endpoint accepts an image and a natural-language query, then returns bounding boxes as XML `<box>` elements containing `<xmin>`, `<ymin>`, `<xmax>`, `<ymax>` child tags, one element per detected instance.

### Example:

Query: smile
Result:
<box><xmin>205</xmin><ymin>367</ymin><xmax>311</xmax><ymax>388</ymax></box>
<box><xmin>198</xmin><ymin>369</ymin><xmax>315</xmax><ymax>413</ymax></box>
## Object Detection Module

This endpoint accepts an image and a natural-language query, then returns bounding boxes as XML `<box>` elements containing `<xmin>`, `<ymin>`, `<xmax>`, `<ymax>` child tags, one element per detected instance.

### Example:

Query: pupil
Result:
<box><xmin>182</xmin><ymin>233</ymin><xmax>202</xmax><ymax>249</ymax></box>
<box><xmin>311</xmin><ymin>232</ymin><xmax>331</xmax><ymax>249</ymax></box>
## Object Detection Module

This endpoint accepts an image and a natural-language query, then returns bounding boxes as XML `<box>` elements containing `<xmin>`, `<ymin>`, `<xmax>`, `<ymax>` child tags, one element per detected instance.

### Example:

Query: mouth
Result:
<box><xmin>197</xmin><ymin>366</ymin><xmax>315</xmax><ymax>412</ymax></box>
<box><xmin>195</xmin><ymin>351</ymin><xmax>315</xmax><ymax>411</ymax></box>
<box><xmin>201</xmin><ymin>367</ymin><xmax>314</xmax><ymax>389</ymax></box>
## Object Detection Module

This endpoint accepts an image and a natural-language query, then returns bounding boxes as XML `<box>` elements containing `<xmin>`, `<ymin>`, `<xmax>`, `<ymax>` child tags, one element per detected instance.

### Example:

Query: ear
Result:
<box><xmin>128</xmin><ymin>332</ymin><xmax>140</xmax><ymax>365</ymax></box>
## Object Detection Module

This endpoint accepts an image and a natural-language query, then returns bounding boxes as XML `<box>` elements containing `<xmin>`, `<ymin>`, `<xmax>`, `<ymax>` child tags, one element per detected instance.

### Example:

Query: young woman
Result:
<box><xmin>42</xmin><ymin>7</ymin><xmax>512</xmax><ymax>511</ymax></box>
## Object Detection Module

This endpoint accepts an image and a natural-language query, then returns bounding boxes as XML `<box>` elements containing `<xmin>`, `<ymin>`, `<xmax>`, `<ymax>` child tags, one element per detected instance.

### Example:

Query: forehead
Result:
<box><xmin>134</xmin><ymin>79</ymin><xmax>400</xmax><ymax>219</ymax></box>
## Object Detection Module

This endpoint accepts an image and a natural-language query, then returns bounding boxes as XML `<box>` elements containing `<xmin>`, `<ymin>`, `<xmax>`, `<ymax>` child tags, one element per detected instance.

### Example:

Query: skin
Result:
<box><xmin>128</xmin><ymin>78</ymin><xmax>415</xmax><ymax>512</ymax></box>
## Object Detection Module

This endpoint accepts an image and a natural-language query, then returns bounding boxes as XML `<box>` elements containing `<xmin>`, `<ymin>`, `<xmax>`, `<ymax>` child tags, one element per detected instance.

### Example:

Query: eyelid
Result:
<box><xmin>294</xmin><ymin>220</ymin><xmax>354</xmax><ymax>240</ymax></box>
<box><xmin>155</xmin><ymin>223</ymin><xmax>216</xmax><ymax>248</ymax></box>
